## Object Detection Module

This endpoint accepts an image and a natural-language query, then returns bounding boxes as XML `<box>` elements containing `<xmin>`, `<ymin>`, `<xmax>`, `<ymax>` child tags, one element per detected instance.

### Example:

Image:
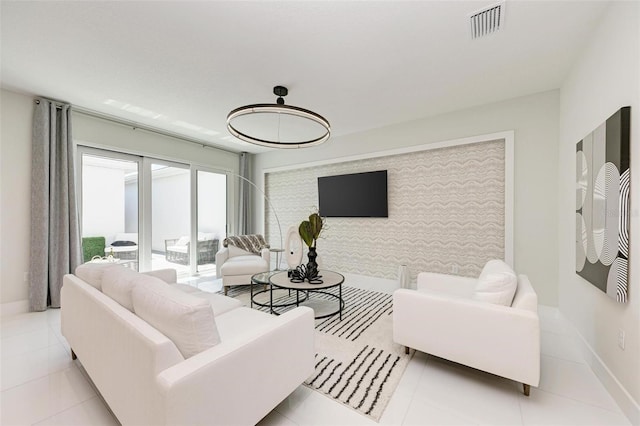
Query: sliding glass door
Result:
<box><xmin>78</xmin><ymin>148</ymin><xmax>140</xmax><ymax>270</ymax></box>
<box><xmin>150</xmin><ymin>161</ymin><xmax>191</xmax><ymax>277</ymax></box>
<box><xmin>197</xmin><ymin>170</ymin><xmax>227</xmax><ymax>274</ymax></box>
<box><xmin>78</xmin><ymin>146</ymin><xmax>230</xmax><ymax>280</ymax></box>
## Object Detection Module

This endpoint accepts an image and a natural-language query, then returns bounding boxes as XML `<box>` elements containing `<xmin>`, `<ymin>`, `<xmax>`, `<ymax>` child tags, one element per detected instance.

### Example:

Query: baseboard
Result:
<box><xmin>572</xmin><ymin>326</ymin><xmax>640</xmax><ymax>425</ymax></box>
<box><xmin>1</xmin><ymin>299</ymin><xmax>29</xmax><ymax>317</ymax></box>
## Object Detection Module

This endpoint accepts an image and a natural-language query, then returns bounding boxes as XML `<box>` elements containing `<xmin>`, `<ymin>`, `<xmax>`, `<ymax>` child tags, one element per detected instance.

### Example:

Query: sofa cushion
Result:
<box><xmin>192</xmin><ymin>291</ymin><xmax>243</xmax><ymax>317</ymax></box>
<box><xmin>102</xmin><ymin>266</ymin><xmax>157</xmax><ymax>311</ymax></box>
<box><xmin>74</xmin><ymin>263</ymin><xmax>121</xmax><ymax>291</ymax></box>
<box><xmin>169</xmin><ymin>284</ymin><xmax>242</xmax><ymax>316</ymax></box>
<box><xmin>227</xmin><ymin>245</ymin><xmax>255</xmax><ymax>258</ymax></box>
<box><xmin>104</xmin><ymin>245</ymin><xmax>138</xmax><ymax>254</ymax></box>
<box><xmin>170</xmin><ymin>283</ymin><xmax>201</xmax><ymax>293</ymax></box>
<box><xmin>215</xmin><ymin>307</ymin><xmax>276</xmax><ymax>342</ymax></box>
<box><xmin>472</xmin><ymin>259</ymin><xmax>518</xmax><ymax>306</ymax></box>
<box><xmin>142</xmin><ymin>269</ymin><xmax>177</xmax><ymax>284</ymax></box>
<box><xmin>110</xmin><ymin>240</ymin><xmax>136</xmax><ymax>247</ymax></box>
<box><xmin>132</xmin><ymin>279</ymin><xmax>221</xmax><ymax>358</ymax></box>
<box><xmin>221</xmin><ymin>255</ymin><xmax>268</xmax><ymax>275</ymax></box>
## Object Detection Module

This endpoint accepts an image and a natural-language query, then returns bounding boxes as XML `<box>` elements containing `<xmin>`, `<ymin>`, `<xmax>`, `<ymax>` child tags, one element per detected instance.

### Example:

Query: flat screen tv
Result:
<box><xmin>318</xmin><ymin>170</ymin><xmax>388</xmax><ymax>218</ymax></box>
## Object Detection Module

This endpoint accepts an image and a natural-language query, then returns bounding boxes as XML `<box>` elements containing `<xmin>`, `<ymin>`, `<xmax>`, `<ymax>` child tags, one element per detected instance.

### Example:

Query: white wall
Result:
<box><xmin>0</xmin><ymin>90</ymin><xmax>33</xmax><ymax>305</ymax></box>
<box><xmin>0</xmin><ymin>88</ymin><xmax>239</xmax><ymax>306</ymax></box>
<box><xmin>81</xmin><ymin>165</ymin><xmax>125</xmax><ymax>240</ymax></box>
<box><xmin>254</xmin><ymin>90</ymin><xmax>560</xmax><ymax>306</ymax></box>
<box><xmin>558</xmin><ymin>2</ymin><xmax>639</xmax><ymax>420</ymax></box>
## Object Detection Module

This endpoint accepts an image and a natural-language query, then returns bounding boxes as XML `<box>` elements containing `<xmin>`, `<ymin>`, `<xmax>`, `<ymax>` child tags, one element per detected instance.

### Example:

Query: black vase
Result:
<box><xmin>306</xmin><ymin>246</ymin><xmax>318</xmax><ymax>274</ymax></box>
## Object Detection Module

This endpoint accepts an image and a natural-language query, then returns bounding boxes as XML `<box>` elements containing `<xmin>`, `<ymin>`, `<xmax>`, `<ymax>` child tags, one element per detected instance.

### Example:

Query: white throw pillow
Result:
<box><xmin>472</xmin><ymin>259</ymin><xmax>518</xmax><ymax>306</ymax></box>
<box><xmin>74</xmin><ymin>263</ymin><xmax>121</xmax><ymax>291</ymax></box>
<box><xmin>102</xmin><ymin>266</ymin><xmax>143</xmax><ymax>311</ymax></box>
<box><xmin>176</xmin><ymin>236</ymin><xmax>190</xmax><ymax>246</ymax></box>
<box><xmin>132</xmin><ymin>279</ymin><xmax>221</xmax><ymax>359</ymax></box>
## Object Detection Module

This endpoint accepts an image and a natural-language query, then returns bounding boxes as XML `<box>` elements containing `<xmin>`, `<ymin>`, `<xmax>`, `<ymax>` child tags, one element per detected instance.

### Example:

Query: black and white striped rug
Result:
<box><xmin>223</xmin><ymin>285</ymin><xmax>412</xmax><ymax>421</ymax></box>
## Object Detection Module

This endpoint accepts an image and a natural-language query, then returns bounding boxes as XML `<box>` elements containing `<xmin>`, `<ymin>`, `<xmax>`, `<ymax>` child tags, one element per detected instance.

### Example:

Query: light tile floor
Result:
<box><xmin>0</xmin><ymin>275</ymin><xmax>631</xmax><ymax>426</ymax></box>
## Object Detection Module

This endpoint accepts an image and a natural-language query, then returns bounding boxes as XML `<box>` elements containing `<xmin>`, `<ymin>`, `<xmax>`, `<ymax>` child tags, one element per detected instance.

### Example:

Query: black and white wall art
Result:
<box><xmin>576</xmin><ymin>106</ymin><xmax>630</xmax><ymax>303</ymax></box>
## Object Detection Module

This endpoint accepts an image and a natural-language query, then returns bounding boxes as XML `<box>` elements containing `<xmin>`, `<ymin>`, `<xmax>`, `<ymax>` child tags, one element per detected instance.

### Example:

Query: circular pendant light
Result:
<box><xmin>226</xmin><ymin>86</ymin><xmax>331</xmax><ymax>149</ymax></box>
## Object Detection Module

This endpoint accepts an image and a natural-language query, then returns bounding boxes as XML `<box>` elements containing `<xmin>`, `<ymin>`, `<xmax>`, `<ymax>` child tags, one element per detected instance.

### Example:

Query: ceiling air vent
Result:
<box><xmin>470</xmin><ymin>2</ymin><xmax>505</xmax><ymax>39</ymax></box>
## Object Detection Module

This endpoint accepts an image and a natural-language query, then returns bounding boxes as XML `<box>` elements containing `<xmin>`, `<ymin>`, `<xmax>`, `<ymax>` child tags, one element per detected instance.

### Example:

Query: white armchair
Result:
<box><xmin>216</xmin><ymin>235</ymin><xmax>270</xmax><ymax>295</ymax></box>
<box><xmin>393</xmin><ymin>260</ymin><xmax>540</xmax><ymax>396</ymax></box>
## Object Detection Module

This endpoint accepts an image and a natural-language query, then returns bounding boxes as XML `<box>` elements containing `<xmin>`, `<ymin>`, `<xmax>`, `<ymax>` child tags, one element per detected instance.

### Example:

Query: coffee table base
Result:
<box><xmin>269</xmin><ymin>287</ymin><xmax>344</xmax><ymax>320</ymax></box>
<box><xmin>251</xmin><ymin>287</ymin><xmax>308</xmax><ymax>309</ymax></box>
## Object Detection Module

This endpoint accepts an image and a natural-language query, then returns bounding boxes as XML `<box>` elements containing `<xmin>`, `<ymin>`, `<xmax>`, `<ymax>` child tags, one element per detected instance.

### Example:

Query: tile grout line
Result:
<box><xmin>531</xmin><ymin>387</ymin><xmax>626</xmax><ymax>415</ymax></box>
<box><xmin>0</xmin><ymin>362</ymin><xmax>81</xmax><ymax>393</ymax></box>
<box><xmin>539</xmin><ymin>352</ymin><xmax>587</xmax><ymax>366</ymax></box>
<box><xmin>30</xmin><ymin>396</ymin><xmax>103</xmax><ymax>426</ymax></box>
<box><xmin>396</xmin><ymin>353</ymin><xmax>429</xmax><ymax>425</ymax></box>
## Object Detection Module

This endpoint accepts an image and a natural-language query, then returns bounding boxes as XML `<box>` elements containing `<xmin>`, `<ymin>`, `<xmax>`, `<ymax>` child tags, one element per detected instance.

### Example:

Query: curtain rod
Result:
<box><xmin>71</xmin><ymin>106</ymin><xmax>239</xmax><ymax>155</ymax></box>
<box><xmin>34</xmin><ymin>98</ymin><xmax>68</xmax><ymax>109</ymax></box>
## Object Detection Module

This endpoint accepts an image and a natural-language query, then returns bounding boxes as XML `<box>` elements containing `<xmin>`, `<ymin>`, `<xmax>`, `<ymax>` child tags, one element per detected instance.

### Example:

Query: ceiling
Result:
<box><xmin>1</xmin><ymin>1</ymin><xmax>609</xmax><ymax>153</ymax></box>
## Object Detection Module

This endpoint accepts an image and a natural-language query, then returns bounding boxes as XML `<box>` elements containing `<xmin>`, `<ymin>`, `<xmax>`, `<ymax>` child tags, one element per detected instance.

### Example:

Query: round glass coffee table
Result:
<box><xmin>250</xmin><ymin>271</ymin><xmax>307</xmax><ymax>309</ymax></box>
<box><xmin>269</xmin><ymin>270</ymin><xmax>345</xmax><ymax>320</ymax></box>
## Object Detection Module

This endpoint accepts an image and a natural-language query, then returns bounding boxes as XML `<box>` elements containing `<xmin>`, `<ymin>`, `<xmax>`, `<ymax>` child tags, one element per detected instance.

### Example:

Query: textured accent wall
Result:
<box><xmin>265</xmin><ymin>139</ymin><xmax>505</xmax><ymax>284</ymax></box>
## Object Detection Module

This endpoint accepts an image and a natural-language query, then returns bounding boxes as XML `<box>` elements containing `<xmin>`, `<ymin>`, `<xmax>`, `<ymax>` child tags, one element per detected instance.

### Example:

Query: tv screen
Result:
<box><xmin>318</xmin><ymin>170</ymin><xmax>388</xmax><ymax>218</ymax></box>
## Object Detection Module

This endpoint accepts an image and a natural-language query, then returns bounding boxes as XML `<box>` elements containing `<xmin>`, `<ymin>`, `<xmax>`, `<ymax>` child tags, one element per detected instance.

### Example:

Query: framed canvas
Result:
<box><xmin>576</xmin><ymin>106</ymin><xmax>630</xmax><ymax>303</ymax></box>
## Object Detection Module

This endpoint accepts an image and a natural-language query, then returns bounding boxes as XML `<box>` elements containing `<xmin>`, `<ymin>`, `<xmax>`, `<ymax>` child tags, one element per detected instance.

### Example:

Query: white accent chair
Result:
<box><xmin>216</xmin><ymin>244</ymin><xmax>270</xmax><ymax>295</ymax></box>
<box><xmin>393</xmin><ymin>260</ymin><xmax>540</xmax><ymax>396</ymax></box>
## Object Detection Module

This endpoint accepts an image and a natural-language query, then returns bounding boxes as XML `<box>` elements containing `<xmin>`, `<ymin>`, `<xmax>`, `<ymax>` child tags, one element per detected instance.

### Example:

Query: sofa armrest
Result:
<box><xmin>417</xmin><ymin>272</ymin><xmax>476</xmax><ymax>297</ymax></box>
<box><xmin>261</xmin><ymin>247</ymin><xmax>271</xmax><ymax>263</ymax></box>
<box><xmin>142</xmin><ymin>269</ymin><xmax>177</xmax><ymax>284</ymax></box>
<box><xmin>157</xmin><ymin>307</ymin><xmax>314</xmax><ymax>426</ymax></box>
<box><xmin>393</xmin><ymin>289</ymin><xmax>540</xmax><ymax>386</ymax></box>
<box><xmin>215</xmin><ymin>248</ymin><xmax>229</xmax><ymax>278</ymax></box>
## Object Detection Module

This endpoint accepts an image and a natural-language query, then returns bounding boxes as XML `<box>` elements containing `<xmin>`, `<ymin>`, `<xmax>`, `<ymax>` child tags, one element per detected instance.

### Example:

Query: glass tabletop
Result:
<box><xmin>251</xmin><ymin>271</ymin><xmax>279</xmax><ymax>285</ymax></box>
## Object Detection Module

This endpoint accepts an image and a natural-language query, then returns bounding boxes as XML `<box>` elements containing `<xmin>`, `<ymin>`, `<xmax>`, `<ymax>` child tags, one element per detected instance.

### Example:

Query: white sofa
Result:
<box><xmin>393</xmin><ymin>260</ymin><xmax>540</xmax><ymax>395</ymax></box>
<box><xmin>216</xmin><ymin>241</ymin><xmax>270</xmax><ymax>295</ymax></box>
<box><xmin>61</xmin><ymin>263</ymin><xmax>314</xmax><ymax>425</ymax></box>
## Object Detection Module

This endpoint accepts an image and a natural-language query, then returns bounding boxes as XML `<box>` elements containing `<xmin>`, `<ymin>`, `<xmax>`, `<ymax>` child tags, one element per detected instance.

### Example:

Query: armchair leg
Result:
<box><xmin>523</xmin><ymin>383</ymin><xmax>530</xmax><ymax>396</ymax></box>
<box><xmin>71</xmin><ymin>349</ymin><xmax>77</xmax><ymax>360</ymax></box>
<box><xmin>224</xmin><ymin>286</ymin><xmax>228</xmax><ymax>296</ymax></box>
<box><xmin>405</xmin><ymin>346</ymin><xmax>410</xmax><ymax>355</ymax></box>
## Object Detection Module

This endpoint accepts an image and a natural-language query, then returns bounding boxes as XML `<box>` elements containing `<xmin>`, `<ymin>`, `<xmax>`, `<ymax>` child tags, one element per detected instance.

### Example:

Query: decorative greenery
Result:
<box><xmin>82</xmin><ymin>237</ymin><xmax>105</xmax><ymax>262</ymax></box>
<box><xmin>298</xmin><ymin>212</ymin><xmax>325</xmax><ymax>248</ymax></box>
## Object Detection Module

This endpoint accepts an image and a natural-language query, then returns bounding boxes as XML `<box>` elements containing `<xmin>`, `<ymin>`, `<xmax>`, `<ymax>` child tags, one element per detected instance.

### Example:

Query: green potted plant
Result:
<box><xmin>298</xmin><ymin>212</ymin><xmax>325</xmax><ymax>272</ymax></box>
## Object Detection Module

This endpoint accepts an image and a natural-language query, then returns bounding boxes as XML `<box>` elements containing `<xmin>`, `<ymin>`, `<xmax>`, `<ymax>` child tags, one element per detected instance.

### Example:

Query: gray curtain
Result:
<box><xmin>29</xmin><ymin>98</ymin><xmax>82</xmax><ymax>311</ymax></box>
<box><xmin>238</xmin><ymin>152</ymin><xmax>252</xmax><ymax>235</ymax></box>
